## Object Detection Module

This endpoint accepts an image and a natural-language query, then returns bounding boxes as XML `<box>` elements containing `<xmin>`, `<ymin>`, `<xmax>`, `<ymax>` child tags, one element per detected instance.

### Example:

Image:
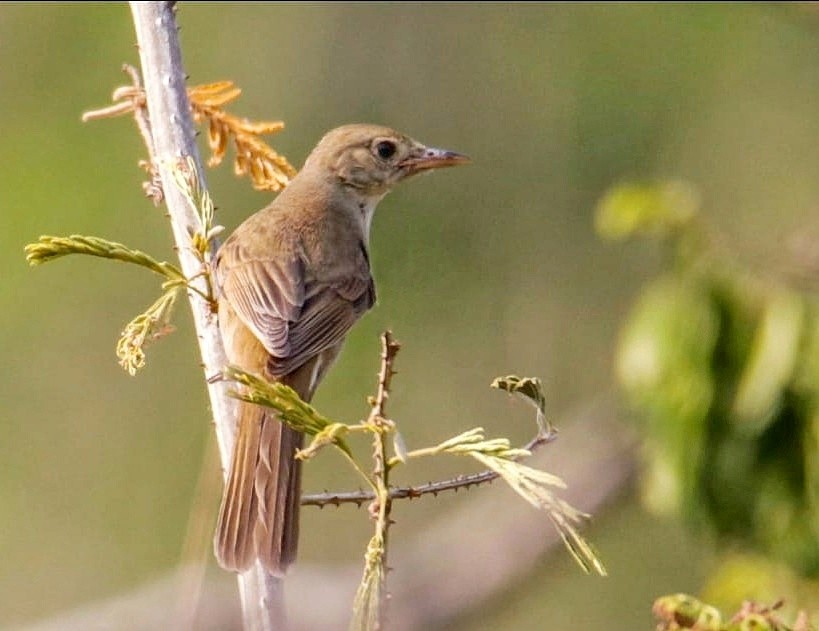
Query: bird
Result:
<box><xmin>213</xmin><ymin>123</ymin><xmax>469</xmax><ymax>574</ymax></box>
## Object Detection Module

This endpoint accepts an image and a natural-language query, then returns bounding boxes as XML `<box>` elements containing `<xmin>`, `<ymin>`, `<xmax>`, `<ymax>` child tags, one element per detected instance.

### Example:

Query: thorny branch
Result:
<box><xmin>368</xmin><ymin>332</ymin><xmax>400</xmax><ymax>426</ymax></box>
<box><xmin>351</xmin><ymin>331</ymin><xmax>401</xmax><ymax>630</ymax></box>
<box><xmin>301</xmin><ymin>431</ymin><xmax>557</xmax><ymax>508</ymax></box>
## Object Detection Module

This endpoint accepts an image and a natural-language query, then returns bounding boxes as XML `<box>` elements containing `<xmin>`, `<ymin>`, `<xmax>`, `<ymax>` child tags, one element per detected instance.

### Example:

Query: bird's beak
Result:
<box><xmin>399</xmin><ymin>146</ymin><xmax>471</xmax><ymax>175</ymax></box>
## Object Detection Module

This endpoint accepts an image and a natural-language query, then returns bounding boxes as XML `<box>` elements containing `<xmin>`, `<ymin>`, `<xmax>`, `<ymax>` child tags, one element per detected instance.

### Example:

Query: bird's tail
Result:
<box><xmin>214</xmin><ymin>396</ymin><xmax>303</xmax><ymax>575</ymax></box>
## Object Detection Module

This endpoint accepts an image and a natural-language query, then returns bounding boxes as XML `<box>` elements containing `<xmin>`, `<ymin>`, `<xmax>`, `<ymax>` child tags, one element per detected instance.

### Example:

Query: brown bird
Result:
<box><xmin>213</xmin><ymin>124</ymin><xmax>469</xmax><ymax>574</ymax></box>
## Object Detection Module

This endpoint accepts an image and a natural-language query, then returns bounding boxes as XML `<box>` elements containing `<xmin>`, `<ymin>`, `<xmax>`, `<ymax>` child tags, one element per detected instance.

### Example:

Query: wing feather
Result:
<box><xmin>217</xmin><ymin>237</ymin><xmax>375</xmax><ymax>376</ymax></box>
<box><xmin>218</xmin><ymin>257</ymin><xmax>304</xmax><ymax>358</ymax></box>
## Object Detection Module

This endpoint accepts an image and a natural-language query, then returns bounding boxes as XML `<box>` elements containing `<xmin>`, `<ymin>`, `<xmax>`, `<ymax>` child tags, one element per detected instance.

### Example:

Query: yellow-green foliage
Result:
<box><xmin>599</xmin><ymin>181</ymin><xmax>819</xmax><ymax>577</ymax></box>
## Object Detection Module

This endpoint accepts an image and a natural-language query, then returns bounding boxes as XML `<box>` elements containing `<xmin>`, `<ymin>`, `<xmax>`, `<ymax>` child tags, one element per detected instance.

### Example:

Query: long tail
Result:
<box><xmin>214</xmin><ymin>335</ymin><xmax>331</xmax><ymax>574</ymax></box>
<box><xmin>253</xmin><ymin>406</ymin><xmax>303</xmax><ymax>573</ymax></box>
<box><xmin>213</xmin><ymin>397</ymin><xmax>303</xmax><ymax>575</ymax></box>
<box><xmin>214</xmin><ymin>296</ymin><xmax>339</xmax><ymax>574</ymax></box>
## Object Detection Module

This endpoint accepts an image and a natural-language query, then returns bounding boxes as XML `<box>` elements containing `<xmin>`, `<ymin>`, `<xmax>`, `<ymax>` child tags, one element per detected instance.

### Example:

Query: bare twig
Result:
<box><xmin>127</xmin><ymin>3</ymin><xmax>283</xmax><ymax>629</ymax></box>
<box><xmin>301</xmin><ymin>431</ymin><xmax>557</xmax><ymax>508</ymax></box>
<box><xmin>83</xmin><ymin>64</ymin><xmax>163</xmax><ymax>205</ymax></box>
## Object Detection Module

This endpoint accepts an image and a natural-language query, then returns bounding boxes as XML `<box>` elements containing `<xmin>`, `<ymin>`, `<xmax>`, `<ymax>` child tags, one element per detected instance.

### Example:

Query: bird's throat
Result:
<box><xmin>355</xmin><ymin>192</ymin><xmax>386</xmax><ymax>243</ymax></box>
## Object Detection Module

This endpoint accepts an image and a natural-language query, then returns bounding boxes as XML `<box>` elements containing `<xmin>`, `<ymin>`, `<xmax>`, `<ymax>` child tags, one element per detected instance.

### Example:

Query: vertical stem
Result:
<box><xmin>128</xmin><ymin>3</ymin><xmax>284</xmax><ymax>629</ymax></box>
<box><xmin>369</xmin><ymin>331</ymin><xmax>400</xmax><ymax>628</ymax></box>
<box><xmin>372</xmin><ymin>437</ymin><xmax>391</xmax><ymax>629</ymax></box>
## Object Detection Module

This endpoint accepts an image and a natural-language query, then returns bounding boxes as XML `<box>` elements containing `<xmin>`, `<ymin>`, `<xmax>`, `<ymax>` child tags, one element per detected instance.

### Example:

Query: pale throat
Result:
<box><xmin>354</xmin><ymin>191</ymin><xmax>387</xmax><ymax>244</ymax></box>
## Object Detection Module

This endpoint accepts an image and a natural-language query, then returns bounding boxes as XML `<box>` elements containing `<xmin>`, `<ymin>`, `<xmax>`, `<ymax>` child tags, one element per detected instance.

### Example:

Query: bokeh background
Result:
<box><xmin>3</xmin><ymin>3</ymin><xmax>819</xmax><ymax>629</ymax></box>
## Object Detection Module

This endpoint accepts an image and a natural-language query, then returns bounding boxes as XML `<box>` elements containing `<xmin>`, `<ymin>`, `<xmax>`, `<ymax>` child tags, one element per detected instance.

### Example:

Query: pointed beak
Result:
<box><xmin>399</xmin><ymin>146</ymin><xmax>471</xmax><ymax>175</ymax></box>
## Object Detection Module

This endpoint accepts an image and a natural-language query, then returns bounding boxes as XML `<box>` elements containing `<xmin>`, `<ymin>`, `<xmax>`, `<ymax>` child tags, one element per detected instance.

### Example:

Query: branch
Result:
<box><xmin>127</xmin><ymin>3</ymin><xmax>283</xmax><ymax>629</ymax></box>
<box><xmin>301</xmin><ymin>431</ymin><xmax>556</xmax><ymax>508</ymax></box>
<box><xmin>351</xmin><ymin>332</ymin><xmax>401</xmax><ymax>629</ymax></box>
<box><xmin>368</xmin><ymin>331</ymin><xmax>400</xmax><ymax>424</ymax></box>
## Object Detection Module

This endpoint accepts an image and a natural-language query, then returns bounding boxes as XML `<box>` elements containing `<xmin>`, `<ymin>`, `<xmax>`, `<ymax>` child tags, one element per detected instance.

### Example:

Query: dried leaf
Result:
<box><xmin>188</xmin><ymin>81</ymin><xmax>242</xmax><ymax>106</ymax></box>
<box><xmin>235</xmin><ymin>119</ymin><xmax>285</xmax><ymax>135</ymax></box>
<box><xmin>249</xmin><ymin>157</ymin><xmax>265</xmax><ymax>183</ymax></box>
<box><xmin>187</xmin><ymin>80</ymin><xmax>296</xmax><ymax>191</ymax></box>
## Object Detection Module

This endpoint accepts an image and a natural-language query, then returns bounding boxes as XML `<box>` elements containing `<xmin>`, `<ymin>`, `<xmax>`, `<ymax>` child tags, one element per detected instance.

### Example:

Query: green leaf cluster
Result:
<box><xmin>600</xmin><ymin>180</ymin><xmax>819</xmax><ymax>577</ymax></box>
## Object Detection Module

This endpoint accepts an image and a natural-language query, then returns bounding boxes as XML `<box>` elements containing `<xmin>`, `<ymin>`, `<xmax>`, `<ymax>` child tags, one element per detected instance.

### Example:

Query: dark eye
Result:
<box><xmin>375</xmin><ymin>140</ymin><xmax>397</xmax><ymax>160</ymax></box>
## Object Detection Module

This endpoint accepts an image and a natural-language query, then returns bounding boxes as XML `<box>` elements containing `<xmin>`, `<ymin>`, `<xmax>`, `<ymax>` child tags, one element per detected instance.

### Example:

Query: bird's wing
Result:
<box><xmin>217</xmin><ymin>245</ymin><xmax>375</xmax><ymax>376</ymax></box>
<box><xmin>272</xmin><ymin>272</ymin><xmax>374</xmax><ymax>375</ymax></box>
<box><xmin>218</xmin><ymin>255</ymin><xmax>305</xmax><ymax>360</ymax></box>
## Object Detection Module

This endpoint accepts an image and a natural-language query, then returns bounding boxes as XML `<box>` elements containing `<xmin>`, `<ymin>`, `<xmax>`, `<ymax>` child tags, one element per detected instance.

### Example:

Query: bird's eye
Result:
<box><xmin>375</xmin><ymin>140</ymin><xmax>397</xmax><ymax>160</ymax></box>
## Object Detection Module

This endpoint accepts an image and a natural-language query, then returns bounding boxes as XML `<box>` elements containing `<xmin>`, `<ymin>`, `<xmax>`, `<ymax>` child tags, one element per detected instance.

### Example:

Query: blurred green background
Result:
<box><xmin>3</xmin><ymin>3</ymin><xmax>819</xmax><ymax>629</ymax></box>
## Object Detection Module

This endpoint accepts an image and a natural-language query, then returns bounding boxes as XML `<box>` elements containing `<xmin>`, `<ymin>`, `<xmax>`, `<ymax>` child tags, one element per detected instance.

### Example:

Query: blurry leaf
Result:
<box><xmin>731</xmin><ymin>290</ymin><xmax>804</xmax><ymax>436</ymax></box>
<box><xmin>616</xmin><ymin>276</ymin><xmax>718</xmax><ymax>517</ymax></box>
<box><xmin>793</xmin><ymin>305</ymin><xmax>819</xmax><ymax>399</ymax></box>
<box><xmin>595</xmin><ymin>179</ymin><xmax>700</xmax><ymax>240</ymax></box>
<box><xmin>701</xmin><ymin>553</ymin><xmax>819</xmax><ymax>629</ymax></box>
<box><xmin>702</xmin><ymin>433</ymin><xmax>760</xmax><ymax>537</ymax></box>
<box><xmin>805</xmin><ymin>405</ymin><xmax>819</xmax><ymax>529</ymax></box>
<box><xmin>616</xmin><ymin>276</ymin><xmax>717</xmax><ymax>397</ymax></box>
<box><xmin>754</xmin><ymin>460</ymin><xmax>819</xmax><ymax>577</ymax></box>
<box><xmin>616</xmin><ymin>277</ymin><xmax>717</xmax><ymax>421</ymax></box>
<box><xmin>640</xmin><ymin>442</ymin><xmax>687</xmax><ymax>516</ymax></box>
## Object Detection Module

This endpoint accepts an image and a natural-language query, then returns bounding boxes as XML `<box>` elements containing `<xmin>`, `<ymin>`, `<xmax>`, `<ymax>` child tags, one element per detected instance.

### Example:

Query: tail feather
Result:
<box><xmin>213</xmin><ymin>328</ymin><xmax>340</xmax><ymax>575</ymax></box>
<box><xmin>214</xmin><ymin>399</ymin><xmax>262</xmax><ymax>573</ymax></box>
<box><xmin>254</xmin><ymin>422</ymin><xmax>303</xmax><ymax>572</ymax></box>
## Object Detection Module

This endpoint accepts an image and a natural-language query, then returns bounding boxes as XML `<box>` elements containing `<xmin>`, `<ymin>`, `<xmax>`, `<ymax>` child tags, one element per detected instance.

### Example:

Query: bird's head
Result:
<box><xmin>301</xmin><ymin>123</ymin><xmax>470</xmax><ymax>196</ymax></box>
